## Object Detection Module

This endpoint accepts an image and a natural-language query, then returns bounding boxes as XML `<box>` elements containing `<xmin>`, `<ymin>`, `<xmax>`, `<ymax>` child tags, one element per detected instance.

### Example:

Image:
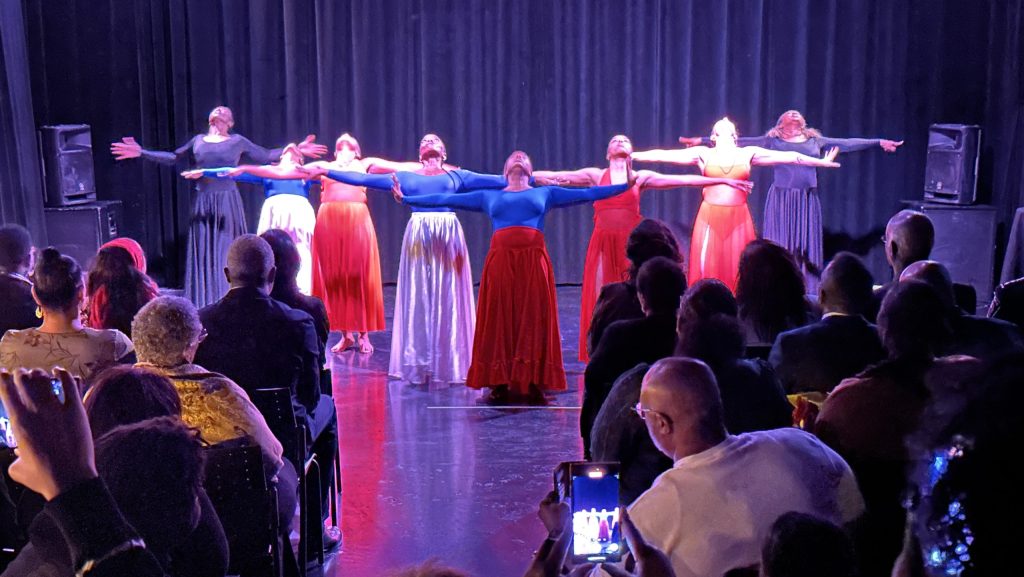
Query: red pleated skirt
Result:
<box><xmin>689</xmin><ymin>201</ymin><xmax>757</xmax><ymax>292</ymax></box>
<box><xmin>467</xmin><ymin>226</ymin><xmax>567</xmax><ymax>394</ymax></box>
<box><xmin>578</xmin><ymin>211</ymin><xmax>641</xmax><ymax>361</ymax></box>
<box><xmin>311</xmin><ymin>201</ymin><xmax>386</xmax><ymax>332</ymax></box>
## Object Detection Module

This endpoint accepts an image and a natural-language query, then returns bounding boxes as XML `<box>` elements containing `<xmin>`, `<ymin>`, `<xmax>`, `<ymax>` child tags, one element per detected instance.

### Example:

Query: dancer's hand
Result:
<box><xmin>390</xmin><ymin>174</ymin><xmax>404</xmax><ymax>203</ymax></box>
<box><xmin>677</xmin><ymin>136</ymin><xmax>702</xmax><ymax>148</ymax></box>
<box><xmin>181</xmin><ymin>170</ymin><xmax>205</xmax><ymax>180</ymax></box>
<box><xmin>0</xmin><ymin>368</ymin><xmax>97</xmax><ymax>501</ymax></box>
<box><xmin>224</xmin><ymin>168</ymin><xmax>246</xmax><ymax>178</ymax></box>
<box><xmin>727</xmin><ymin>179</ymin><xmax>754</xmax><ymax>194</ymax></box>
<box><xmin>296</xmin><ymin>135</ymin><xmax>329</xmax><ymax>159</ymax></box>
<box><xmin>296</xmin><ymin>165</ymin><xmax>328</xmax><ymax>179</ymax></box>
<box><xmin>110</xmin><ymin>137</ymin><xmax>142</xmax><ymax>160</ymax></box>
<box><xmin>880</xmin><ymin>139</ymin><xmax>904</xmax><ymax>153</ymax></box>
<box><xmin>822</xmin><ymin>147</ymin><xmax>841</xmax><ymax>167</ymax></box>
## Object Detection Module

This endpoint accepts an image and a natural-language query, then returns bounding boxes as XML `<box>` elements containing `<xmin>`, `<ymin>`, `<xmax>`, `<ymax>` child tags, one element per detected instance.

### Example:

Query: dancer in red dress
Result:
<box><xmin>632</xmin><ymin>118</ymin><xmax>840</xmax><ymax>292</ymax></box>
<box><xmin>304</xmin><ymin>134</ymin><xmax>385</xmax><ymax>354</ymax></box>
<box><xmin>535</xmin><ymin>134</ymin><xmax>752</xmax><ymax>360</ymax></box>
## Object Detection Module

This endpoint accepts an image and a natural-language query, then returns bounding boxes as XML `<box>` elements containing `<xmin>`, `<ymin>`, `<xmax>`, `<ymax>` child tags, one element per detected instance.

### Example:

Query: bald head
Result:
<box><xmin>900</xmin><ymin>260</ymin><xmax>956</xmax><ymax>311</ymax></box>
<box><xmin>884</xmin><ymin>210</ymin><xmax>934</xmax><ymax>277</ymax></box>
<box><xmin>224</xmin><ymin>234</ymin><xmax>276</xmax><ymax>290</ymax></box>
<box><xmin>640</xmin><ymin>357</ymin><xmax>727</xmax><ymax>460</ymax></box>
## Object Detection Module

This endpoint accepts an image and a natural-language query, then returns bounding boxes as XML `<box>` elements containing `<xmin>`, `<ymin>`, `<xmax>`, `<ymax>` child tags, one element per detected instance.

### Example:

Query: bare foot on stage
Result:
<box><xmin>332</xmin><ymin>334</ymin><xmax>356</xmax><ymax>353</ymax></box>
<box><xmin>358</xmin><ymin>335</ymin><xmax>374</xmax><ymax>354</ymax></box>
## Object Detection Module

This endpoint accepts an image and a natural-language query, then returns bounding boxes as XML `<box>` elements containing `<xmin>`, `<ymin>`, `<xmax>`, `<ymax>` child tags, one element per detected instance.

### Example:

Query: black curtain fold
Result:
<box><xmin>16</xmin><ymin>0</ymin><xmax>1024</xmax><ymax>289</ymax></box>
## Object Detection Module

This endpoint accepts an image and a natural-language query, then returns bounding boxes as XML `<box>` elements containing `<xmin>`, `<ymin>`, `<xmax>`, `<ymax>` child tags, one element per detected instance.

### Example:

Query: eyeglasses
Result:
<box><xmin>633</xmin><ymin>402</ymin><xmax>667</xmax><ymax>421</ymax></box>
<box><xmin>197</xmin><ymin>328</ymin><xmax>208</xmax><ymax>343</ymax></box>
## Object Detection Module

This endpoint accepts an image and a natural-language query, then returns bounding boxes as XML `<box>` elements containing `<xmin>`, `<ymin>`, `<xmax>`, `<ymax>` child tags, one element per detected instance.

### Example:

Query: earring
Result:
<box><xmin>35</xmin><ymin>306</ymin><xmax>43</xmax><ymax>319</ymax></box>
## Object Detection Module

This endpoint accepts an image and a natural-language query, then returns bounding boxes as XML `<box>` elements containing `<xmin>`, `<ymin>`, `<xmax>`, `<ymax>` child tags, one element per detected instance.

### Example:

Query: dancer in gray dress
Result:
<box><xmin>111</xmin><ymin>106</ymin><xmax>326</xmax><ymax>306</ymax></box>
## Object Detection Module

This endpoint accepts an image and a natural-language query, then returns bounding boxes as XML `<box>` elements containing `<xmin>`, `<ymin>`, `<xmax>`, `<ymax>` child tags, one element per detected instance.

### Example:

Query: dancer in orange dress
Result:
<box><xmin>304</xmin><ymin>134</ymin><xmax>385</xmax><ymax>354</ymax></box>
<box><xmin>535</xmin><ymin>134</ymin><xmax>752</xmax><ymax>360</ymax></box>
<box><xmin>632</xmin><ymin>118</ymin><xmax>840</xmax><ymax>292</ymax></box>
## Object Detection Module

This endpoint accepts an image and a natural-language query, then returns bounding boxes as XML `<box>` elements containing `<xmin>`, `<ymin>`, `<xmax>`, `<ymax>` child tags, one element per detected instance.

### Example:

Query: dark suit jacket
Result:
<box><xmin>194</xmin><ymin>286</ymin><xmax>320</xmax><ymax>428</ymax></box>
<box><xmin>946</xmin><ymin>314</ymin><xmax>1024</xmax><ymax>360</ymax></box>
<box><xmin>0</xmin><ymin>274</ymin><xmax>40</xmax><ymax>337</ymax></box>
<box><xmin>581</xmin><ymin>313</ymin><xmax>677</xmax><ymax>454</ymax></box>
<box><xmin>769</xmin><ymin>314</ymin><xmax>886</xmax><ymax>394</ymax></box>
<box><xmin>714</xmin><ymin>358</ymin><xmax>793</xmax><ymax>434</ymax></box>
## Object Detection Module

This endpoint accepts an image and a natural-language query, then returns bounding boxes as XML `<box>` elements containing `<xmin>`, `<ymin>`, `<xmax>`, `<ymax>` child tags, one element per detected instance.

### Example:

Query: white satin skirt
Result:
<box><xmin>257</xmin><ymin>194</ymin><xmax>315</xmax><ymax>295</ymax></box>
<box><xmin>389</xmin><ymin>212</ymin><xmax>476</xmax><ymax>384</ymax></box>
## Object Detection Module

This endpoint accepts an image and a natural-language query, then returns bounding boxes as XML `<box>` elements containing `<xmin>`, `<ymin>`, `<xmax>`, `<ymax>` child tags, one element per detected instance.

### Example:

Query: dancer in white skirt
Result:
<box><xmin>305</xmin><ymin>134</ymin><xmax>506</xmax><ymax>384</ymax></box>
<box><xmin>183</xmin><ymin>143</ymin><xmax>317</xmax><ymax>294</ymax></box>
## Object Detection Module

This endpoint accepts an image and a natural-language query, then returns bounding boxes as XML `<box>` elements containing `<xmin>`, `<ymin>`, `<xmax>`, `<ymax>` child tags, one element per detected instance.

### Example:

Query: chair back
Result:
<box><xmin>250</xmin><ymin>388</ymin><xmax>305</xmax><ymax>465</ymax></box>
<box><xmin>203</xmin><ymin>444</ymin><xmax>280</xmax><ymax>577</ymax></box>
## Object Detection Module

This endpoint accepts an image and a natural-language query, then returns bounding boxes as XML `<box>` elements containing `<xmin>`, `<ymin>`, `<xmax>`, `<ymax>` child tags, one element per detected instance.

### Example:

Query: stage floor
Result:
<box><xmin>325</xmin><ymin>285</ymin><xmax>589</xmax><ymax>577</ymax></box>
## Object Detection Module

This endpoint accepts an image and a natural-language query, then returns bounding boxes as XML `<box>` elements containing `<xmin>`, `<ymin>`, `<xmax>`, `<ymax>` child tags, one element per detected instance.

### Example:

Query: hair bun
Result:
<box><xmin>39</xmin><ymin>247</ymin><xmax>64</xmax><ymax>264</ymax></box>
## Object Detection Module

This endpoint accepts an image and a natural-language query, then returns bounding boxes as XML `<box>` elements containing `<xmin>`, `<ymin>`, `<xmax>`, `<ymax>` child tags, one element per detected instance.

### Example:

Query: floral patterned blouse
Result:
<box><xmin>0</xmin><ymin>327</ymin><xmax>133</xmax><ymax>380</ymax></box>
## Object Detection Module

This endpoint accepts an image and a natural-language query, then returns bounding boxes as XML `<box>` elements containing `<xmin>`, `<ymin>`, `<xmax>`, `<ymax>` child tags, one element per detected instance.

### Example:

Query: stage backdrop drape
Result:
<box><xmin>18</xmin><ymin>0</ymin><xmax>1024</xmax><ymax>290</ymax></box>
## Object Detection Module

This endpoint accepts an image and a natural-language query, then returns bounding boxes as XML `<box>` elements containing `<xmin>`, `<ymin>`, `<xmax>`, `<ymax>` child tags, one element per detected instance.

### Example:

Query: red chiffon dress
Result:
<box><xmin>312</xmin><ymin>163</ymin><xmax>386</xmax><ymax>333</ymax></box>
<box><xmin>578</xmin><ymin>170</ymin><xmax>643</xmax><ymax>361</ymax></box>
<box><xmin>690</xmin><ymin>152</ymin><xmax>756</xmax><ymax>292</ymax></box>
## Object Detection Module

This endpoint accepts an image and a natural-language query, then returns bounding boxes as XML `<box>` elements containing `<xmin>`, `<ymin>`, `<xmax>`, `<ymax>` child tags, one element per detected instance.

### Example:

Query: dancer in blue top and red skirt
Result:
<box><xmin>393</xmin><ymin>151</ymin><xmax>630</xmax><ymax>405</ymax></box>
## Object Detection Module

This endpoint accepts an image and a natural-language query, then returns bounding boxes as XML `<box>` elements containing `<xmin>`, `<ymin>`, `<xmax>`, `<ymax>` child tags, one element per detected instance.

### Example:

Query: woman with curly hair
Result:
<box><xmin>735</xmin><ymin>239</ymin><xmax>816</xmax><ymax>346</ymax></box>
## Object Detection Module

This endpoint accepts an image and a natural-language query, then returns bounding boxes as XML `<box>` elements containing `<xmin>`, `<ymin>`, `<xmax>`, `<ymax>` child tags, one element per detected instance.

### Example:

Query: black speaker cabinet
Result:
<box><xmin>905</xmin><ymin>202</ymin><xmax>996</xmax><ymax>305</ymax></box>
<box><xmin>39</xmin><ymin>124</ymin><xmax>96</xmax><ymax>207</ymax></box>
<box><xmin>923</xmin><ymin>124</ymin><xmax>981</xmax><ymax>205</ymax></box>
<box><xmin>43</xmin><ymin>201</ymin><xmax>122</xmax><ymax>268</ymax></box>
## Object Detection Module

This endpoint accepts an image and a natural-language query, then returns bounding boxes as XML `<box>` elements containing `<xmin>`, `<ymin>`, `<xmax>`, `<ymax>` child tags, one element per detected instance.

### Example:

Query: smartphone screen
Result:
<box><xmin>569</xmin><ymin>462</ymin><xmax>622</xmax><ymax>563</ymax></box>
<box><xmin>0</xmin><ymin>401</ymin><xmax>14</xmax><ymax>448</ymax></box>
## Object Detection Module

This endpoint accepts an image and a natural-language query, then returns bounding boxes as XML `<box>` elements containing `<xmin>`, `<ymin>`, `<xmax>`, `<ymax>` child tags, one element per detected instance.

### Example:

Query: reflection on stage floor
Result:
<box><xmin>325</xmin><ymin>285</ymin><xmax>588</xmax><ymax>577</ymax></box>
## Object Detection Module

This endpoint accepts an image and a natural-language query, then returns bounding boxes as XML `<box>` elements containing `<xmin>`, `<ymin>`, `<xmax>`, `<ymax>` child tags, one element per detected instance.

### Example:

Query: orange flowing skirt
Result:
<box><xmin>578</xmin><ymin>212</ymin><xmax>641</xmax><ymax>361</ymax></box>
<box><xmin>311</xmin><ymin>201</ymin><xmax>385</xmax><ymax>332</ymax></box>
<box><xmin>467</xmin><ymin>227</ymin><xmax>567</xmax><ymax>394</ymax></box>
<box><xmin>689</xmin><ymin>201</ymin><xmax>756</xmax><ymax>292</ymax></box>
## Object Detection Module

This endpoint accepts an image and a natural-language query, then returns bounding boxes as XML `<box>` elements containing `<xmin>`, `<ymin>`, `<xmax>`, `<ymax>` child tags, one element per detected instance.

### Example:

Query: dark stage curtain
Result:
<box><xmin>0</xmin><ymin>0</ymin><xmax>45</xmax><ymax>246</ymax></box>
<box><xmin>19</xmin><ymin>0</ymin><xmax>1024</xmax><ymax>289</ymax></box>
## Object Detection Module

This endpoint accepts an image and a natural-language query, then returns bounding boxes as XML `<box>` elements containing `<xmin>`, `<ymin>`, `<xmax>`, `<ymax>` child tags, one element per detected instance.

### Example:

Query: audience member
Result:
<box><xmin>587</xmin><ymin>219</ymin><xmax>682</xmax><ymax>355</ymax></box>
<box><xmin>816</xmin><ymin>280</ymin><xmax>977</xmax><ymax>576</ymax></box>
<box><xmin>0</xmin><ymin>368</ymin><xmax>179</xmax><ymax>577</ymax></box>
<box><xmin>0</xmin><ymin>248</ymin><xmax>133</xmax><ymax>379</ymax></box>
<box><xmin>100</xmin><ymin>238</ymin><xmax>150</xmax><ymax>274</ymax></box>
<box><xmin>869</xmin><ymin>210</ymin><xmax>934</xmax><ymax>321</ymax></box>
<box><xmin>261</xmin><ymin>229</ymin><xmax>329</xmax><ymax>371</ymax></box>
<box><xmin>85</xmin><ymin>244</ymin><xmax>159</xmax><ymax>338</ymax></box>
<box><xmin>676</xmin><ymin>280</ymin><xmax>792</xmax><ymax>433</ymax></box>
<box><xmin>901</xmin><ymin>260</ymin><xmax>1024</xmax><ymax>361</ymax></box>
<box><xmin>0</xmin><ymin>224</ymin><xmax>40</xmax><ymax>336</ymax></box>
<box><xmin>760</xmin><ymin>512</ymin><xmax>857</xmax><ymax>577</ymax></box>
<box><xmin>894</xmin><ymin>354</ymin><xmax>1024</xmax><ymax>577</ymax></box>
<box><xmin>735</xmin><ymin>240</ymin><xmax>815</xmax><ymax>347</ymax></box>
<box><xmin>628</xmin><ymin>358</ymin><xmax>863</xmax><ymax>577</ymax></box>
<box><xmin>582</xmin><ymin>257</ymin><xmax>686</xmax><ymax>457</ymax></box>
<box><xmin>987</xmin><ymin>276</ymin><xmax>1024</xmax><ymax>329</ymax></box>
<box><xmin>192</xmin><ymin>234</ymin><xmax>339</xmax><ymax>553</ymax></box>
<box><xmin>769</xmin><ymin>252</ymin><xmax>885</xmax><ymax>394</ymax></box>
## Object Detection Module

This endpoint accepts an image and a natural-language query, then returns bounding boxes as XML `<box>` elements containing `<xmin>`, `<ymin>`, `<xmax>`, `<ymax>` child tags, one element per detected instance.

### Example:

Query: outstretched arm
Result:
<box><xmin>818</xmin><ymin>136</ymin><xmax>903</xmax><ymax>153</ymax></box>
<box><xmin>637</xmin><ymin>170</ymin><xmax>753</xmax><ymax>193</ymax></box>
<box><xmin>750</xmin><ymin>146</ymin><xmax>841</xmax><ymax>168</ymax></box>
<box><xmin>362</xmin><ymin>157</ymin><xmax>460</xmax><ymax>174</ymax></box>
<box><xmin>631</xmin><ymin>146</ymin><xmax>706</xmax><ymax>165</ymax></box>
<box><xmin>181</xmin><ymin>167</ymin><xmax>264</xmax><ymax>184</ymax></box>
<box><xmin>111</xmin><ymin>136</ymin><xmax>196</xmax><ymax>166</ymax></box>
<box><xmin>322</xmin><ymin>169</ymin><xmax>397</xmax><ymax>190</ymax></box>
<box><xmin>547</xmin><ymin>183</ymin><xmax>629</xmax><ymax>208</ymax></box>
<box><xmin>532</xmin><ymin>167</ymin><xmax>602</xmax><ymax>187</ymax></box>
<box><xmin>451</xmin><ymin>169</ymin><xmax>508</xmax><ymax>191</ymax></box>
<box><xmin>402</xmin><ymin>189</ymin><xmax>489</xmax><ymax>212</ymax></box>
<box><xmin>679</xmin><ymin>136</ymin><xmax>767</xmax><ymax>148</ymax></box>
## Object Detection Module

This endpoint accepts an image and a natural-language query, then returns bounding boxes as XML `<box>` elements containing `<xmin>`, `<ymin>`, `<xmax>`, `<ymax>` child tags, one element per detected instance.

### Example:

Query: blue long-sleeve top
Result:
<box><xmin>400</xmin><ymin>183</ymin><xmax>629</xmax><ymax>232</ymax></box>
<box><xmin>699</xmin><ymin>135</ymin><xmax>883</xmax><ymax>189</ymax></box>
<box><xmin>199</xmin><ymin>168</ymin><xmax>313</xmax><ymax>198</ymax></box>
<box><xmin>324</xmin><ymin>169</ymin><xmax>508</xmax><ymax>213</ymax></box>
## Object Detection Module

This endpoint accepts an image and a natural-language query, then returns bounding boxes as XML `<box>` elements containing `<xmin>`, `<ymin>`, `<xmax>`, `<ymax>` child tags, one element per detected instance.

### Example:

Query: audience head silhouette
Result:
<box><xmin>0</xmin><ymin>224</ymin><xmax>33</xmax><ymax>274</ymax></box>
<box><xmin>884</xmin><ymin>210</ymin><xmax>934</xmax><ymax>277</ymax></box>
<box><xmin>878</xmin><ymin>279</ymin><xmax>951</xmax><ymax>360</ymax></box>
<box><xmin>761</xmin><ymin>512</ymin><xmax>857</xmax><ymax>577</ymax></box>
<box><xmin>224</xmin><ymin>234</ymin><xmax>276</xmax><ymax>291</ymax></box>
<box><xmin>900</xmin><ymin>260</ymin><xmax>957</xmax><ymax>312</ymax></box>
<box><xmin>819</xmin><ymin>252</ymin><xmax>875</xmax><ymax>316</ymax></box>
<box><xmin>640</xmin><ymin>357</ymin><xmax>727</xmax><ymax>461</ymax></box>
<box><xmin>30</xmin><ymin>247</ymin><xmax>83</xmax><ymax>314</ymax></box>
<box><xmin>681</xmin><ymin>278</ymin><xmax>738</xmax><ymax>320</ymax></box>
<box><xmin>626</xmin><ymin>219</ymin><xmax>681</xmax><ymax>283</ymax></box>
<box><xmin>637</xmin><ymin>256</ymin><xmax>687</xmax><ymax>315</ymax></box>
<box><xmin>736</xmin><ymin>239</ymin><xmax>808</xmax><ymax>343</ymax></box>
<box><xmin>84</xmin><ymin>365</ymin><xmax>182</xmax><ymax>438</ymax></box>
<box><xmin>259</xmin><ymin>229</ymin><xmax>301</xmax><ymax>295</ymax></box>
<box><xmin>132</xmin><ymin>296</ymin><xmax>204</xmax><ymax>368</ymax></box>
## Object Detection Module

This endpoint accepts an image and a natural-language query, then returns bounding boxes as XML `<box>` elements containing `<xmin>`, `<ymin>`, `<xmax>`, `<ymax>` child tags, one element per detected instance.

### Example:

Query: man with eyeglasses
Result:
<box><xmin>626</xmin><ymin>357</ymin><xmax>864</xmax><ymax>577</ymax></box>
